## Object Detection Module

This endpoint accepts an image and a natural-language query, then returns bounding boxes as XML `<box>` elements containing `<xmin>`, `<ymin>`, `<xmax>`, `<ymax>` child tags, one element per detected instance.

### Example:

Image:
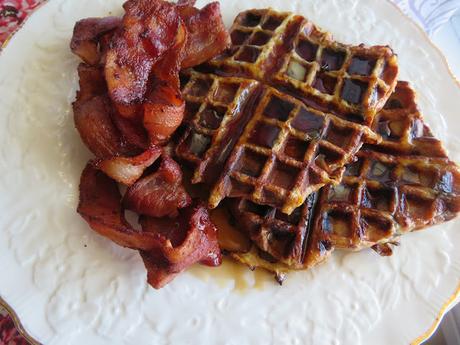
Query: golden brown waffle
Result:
<box><xmin>208</xmin><ymin>8</ymin><xmax>399</xmax><ymax>135</ymax></box>
<box><xmin>225</xmin><ymin>82</ymin><xmax>460</xmax><ymax>271</ymax></box>
<box><xmin>173</xmin><ymin>10</ymin><xmax>457</xmax><ymax>277</ymax></box>
<box><xmin>227</xmin><ymin>193</ymin><xmax>330</xmax><ymax>270</ymax></box>
<box><xmin>176</xmin><ymin>70</ymin><xmax>365</xmax><ymax>214</ymax></box>
<box><xmin>367</xmin><ymin>81</ymin><xmax>447</xmax><ymax>158</ymax></box>
<box><xmin>176</xmin><ymin>9</ymin><xmax>400</xmax><ymax>214</ymax></box>
<box><xmin>176</xmin><ymin>70</ymin><xmax>261</xmax><ymax>184</ymax></box>
<box><xmin>317</xmin><ymin>150</ymin><xmax>460</xmax><ymax>250</ymax></box>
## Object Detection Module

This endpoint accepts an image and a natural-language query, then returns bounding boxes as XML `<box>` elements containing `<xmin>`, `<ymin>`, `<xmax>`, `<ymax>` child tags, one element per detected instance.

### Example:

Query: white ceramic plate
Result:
<box><xmin>1</xmin><ymin>0</ymin><xmax>459</xmax><ymax>344</ymax></box>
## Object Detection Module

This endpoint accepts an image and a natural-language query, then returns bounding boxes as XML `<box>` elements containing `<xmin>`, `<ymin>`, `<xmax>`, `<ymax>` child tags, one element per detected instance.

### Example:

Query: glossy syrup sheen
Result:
<box><xmin>189</xmin><ymin>207</ymin><xmax>273</xmax><ymax>292</ymax></box>
<box><xmin>188</xmin><ymin>258</ymin><xmax>271</xmax><ymax>292</ymax></box>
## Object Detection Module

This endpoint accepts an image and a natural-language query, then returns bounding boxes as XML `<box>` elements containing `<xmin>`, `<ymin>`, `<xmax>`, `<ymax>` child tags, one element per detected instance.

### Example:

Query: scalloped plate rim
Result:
<box><xmin>0</xmin><ymin>0</ymin><xmax>459</xmax><ymax>344</ymax></box>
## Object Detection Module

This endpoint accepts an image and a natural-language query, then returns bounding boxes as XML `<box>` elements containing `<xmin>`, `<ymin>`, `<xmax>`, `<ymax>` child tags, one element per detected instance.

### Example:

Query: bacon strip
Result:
<box><xmin>77</xmin><ymin>163</ymin><xmax>163</xmax><ymax>250</ymax></box>
<box><xmin>143</xmin><ymin>81</ymin><xmax>186</xmax><ymax>144</ymax></box>
<box><xmin>123</xmin><ymin>155</ymin><xmax>191</xmax><ymax>217</ymax></box>
<box><xmin>76</xmin><ymin>63</ymin><xmax>107</xmax><ymax>103</ymax></box>
<box><xmin>73</xmin><ymin>96</ymin><xmax>126</xmax><ymax>158</ymax></box>
<box><xmin>142</xmin><ymin>17</ymin><xmax>187</xmax><ymax>144</ymax></box>
<box><xmin>74</xmin><ymin>65</ymin><xmax>146</xmax><ymax>157</ymax></box>
<box><xmin>94</xmin><ymin>146</ymin><xmax>162</xmax><ymax>185</ymax></box>
<box><xmin>111</xmin><ymin>113</ymin><xmax>149</xmax><ymax>150</ymax></box>
<box><xmin>104</xmin><ymin>0</ymin><xmax>180</xmax><ymax>107</ymax></box>
<box><xmin>104</xmin><ymin>36</ymin><xmax>153</xmax><ymax>110</ymax></box>
<box><xmin>140</xmin><ymin>203</ymin><xmax>222</xmax><ymax>289</ymax></box>
<box><xmin>177</xmin><ymin>0</ymin><xmax>196</xmax><ymax>6</ymax></box>
<box><xmin>101</xmin><ymin>0</ymin><xmax>230</xmax><ymax>143</ymax></box>
<box><xmin>70</xmin><ymin>17</ymin><xmax>122</xmax><ymax>65</ymax></box>
<box><xmin>179</xmin><ymin>2</ymin><xmax>231</xmax><ymax>69</ymax></box>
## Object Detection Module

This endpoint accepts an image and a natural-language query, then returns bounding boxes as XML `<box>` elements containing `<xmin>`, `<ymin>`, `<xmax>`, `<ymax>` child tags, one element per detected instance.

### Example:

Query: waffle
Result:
<box><xmin>227</xmin><ymin>193</ymin><xmax>331</xmax><ymax>270</ymax></box>
<box><xmin>208</xmin><ymin>8</ymin><xmax>399</xmax><ymax>135</ymax></box>
<box><xmin>313</xmin><ymin>81</ymin><xmax>459</xmax><ymax>252</ymax></box>
<box><xmin>176</xmin><ymin>70</ymin><xmax>261</xmax><ymax>184</ymax></box>
<box><xmin>367</xmin><ymin>81</ymin><xmax>447</xmax><ymax>158</ymax></box>
<box><xmin>174</xmin><ymin>10</ymin><xmax>457</xmax><ymax>276</ymax></box>
<box><xmin>176</xmin><ymin>70</ymin><xmax>365</xmax><ymax>214</ymax></box>
<box><xmin>225</xmin><ymin>82</ymin><xmax>460</xmax><ymax>271</ymax></box>
<box><xmin>175</xmin><ymin>9</ymin><xmax>399</xmax><ymax>214</ymax></box>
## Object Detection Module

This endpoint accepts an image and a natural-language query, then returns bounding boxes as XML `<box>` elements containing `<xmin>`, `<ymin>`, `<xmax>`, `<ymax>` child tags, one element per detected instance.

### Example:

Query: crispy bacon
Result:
<box><xmin>112</xmin><ymin>102</ymin><xmax>142</xmax><ymax>120</ymax></box>
<box><xmin>74</xmin><ymin>66</ymin><xmax>146</xmax><ymax>156</ymax></box>
<box><xmin>179</xmin><ymin>2</ymin><xmax>231</xmax><ymax>69</ymax></box>
<box><xmin>143</xmin><ymin>19</ymin><xmax>187</xmax><ymax>144</ymax></box>
<box><xmin>105</xmin><ymin>0</ymin><xmax>180</xmax><ymax>107</ymax></box>
<box><xmin>111</xmin><ymin>113</ymin><xmax>149</xmax><ymax>150</ymax></box>
<box><xmin>77</xmin><ymin>163</ymin><xmax>164</xmax><ymax>250</ymax></box>
<box><xmin>123</xmin><ymin>155</ymin><xmax>191</xmax><ymax>217</ymax></box>
<box><xmin>76</xmin><ymin>63</ymin><xmax>107</xmax><ymax>103</ymax></box>
<box><xmin>140</xmin><ymin>203</ymin><xmax>222</xmax><ymax>289</ymax></box>
<box><xmin>122</xmin><ymin>0</ymin><xmax>179</xmax><ymax>57</ymax></box>
<box><xmin>151</xmin><ymin>20</ymin><xmax>187</xmax><ymax>88</ymax></box>
<box><xmin>143</xmin><ymin>82</ymin><xmax>186</xmax><ymax>144</ymax></box>
<box><xmin>104</xmin><ymin>37</ymin><xmax>153</xmax><ymax>110</ymax></box>
<box><xmin>73</xmin><ymin>96</ymin><xmax>126</xmax><ymax>158</ymax></box>
<box><xmin>177</xmin><ymin>0</ymin><xmax>196</xmax><ymax>6</ymax></box>
<box><xmin>94</xmin><ymin>146</ymin><xmax>162</xmax><ymax>185</ymax></box>
<box><xmin>98</xmin><ymin>31</ymin><xmax>116</xmax><ymax>64</ymax></box>
<box><xmin>72</xmin><ymin>0</ymin><xmax>231</xmax><ymax>289</ymax></box>
<box><xmin>70</xmin><ymin>17</ymin><xmax>122</xmax><ymax>65</ymax></box>
<box><xmin>101</xmin><ymin>0</ymin><xmax>230</xmax><ymax>143</ymax></box>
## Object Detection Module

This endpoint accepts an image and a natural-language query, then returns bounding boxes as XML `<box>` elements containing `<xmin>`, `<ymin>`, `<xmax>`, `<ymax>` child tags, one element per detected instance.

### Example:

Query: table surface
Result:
<box><xmin>0</xmin><ymin>1</ymin><xmax>459</xmax><ymax>344</ymax></box>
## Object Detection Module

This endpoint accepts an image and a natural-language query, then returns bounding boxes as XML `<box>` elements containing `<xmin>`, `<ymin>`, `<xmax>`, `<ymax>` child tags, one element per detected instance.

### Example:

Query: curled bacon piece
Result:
<box><xmin>74</xmin><ymin>63</ymin><xmax>130</xmax><ymax>158</ymax></box>
<box><xmin>140</xmin><ymin>203</ymin><xmax>222</xmax><ymax>289</ymax></box>
<box><xmin>177</xmin><ymin>0</ymin><xmax>196</xmax><ymax>6</ymax></box>
<box><xmin>142</xmin><ymin>1</ymin><xmax>230</xmax><ymax>144</ymax></box>
<box><xmin>76</xmin><ymin>63</ymin><xmax>107</xmax><ymax>103</ymax></box>
<box><xmin>104</xmin><ymin>37</ymin><xmax>153</xmax><ymax>111</ymax></box>
<box><xmin>94</xmin><ymin>145</ymin><xmax>162</xmax><ymax>185</ymax></box>
<box><xmin>78</xmin><ymin>164</ymin><xmax>220</xmax><ymax>289</ymax></box>
<box><xmin>143</xmin><ymin>17</ymin><xmax>187</xmax><ymax>144</ymax></box>
<box><xmin>179</xmin><ymin>2</ymin><xmax>231</xmax><ymax>68</ymax></box>
<box><xmin>123</xmin><ymin>155</ymin><xmax>191</xmax><ymax>217</ymax></box>
<box><xmin>143</xmin><ymin>82</ymin><xmax>185</xmax><ymax>144</ymax></box>
<box><xmin>75</xmin><ymin>65</ymin><xmax>147</xmax><ymax>156</ymax></box>
<box><xmin>77</xmin><ymin>163</ymin><xmax>163</xmax><ymax>251</ymax></box>
<box><xmin>73</xmin><ymin>95</ymin><xmax>126</xmax><ymax>159</ymax></box>
<box><xmin>111</xmin><ymin>113</ymin><xmax>149</xmax><ymax>150</ymax></box>
<box><xmin>105</xmin><ymin>0</ymin><xmax>180</xmax><ymax>108</ymax></box>
<box><xmin>70</xmin><ymin>17</ymin><xmax>122</xmax><ymax>65</ymax></box>
<box><xmin>102</xmin><ymin>0</ymin><xmax>230</xmax><ymax>143</ymax></box>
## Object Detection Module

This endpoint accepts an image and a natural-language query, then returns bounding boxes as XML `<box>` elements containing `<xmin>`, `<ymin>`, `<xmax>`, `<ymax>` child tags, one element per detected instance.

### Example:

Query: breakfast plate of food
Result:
<box><xmin>0</xmin><ymin>0</ymin><xmax>459</xmax><ymax>344</ymax></box>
